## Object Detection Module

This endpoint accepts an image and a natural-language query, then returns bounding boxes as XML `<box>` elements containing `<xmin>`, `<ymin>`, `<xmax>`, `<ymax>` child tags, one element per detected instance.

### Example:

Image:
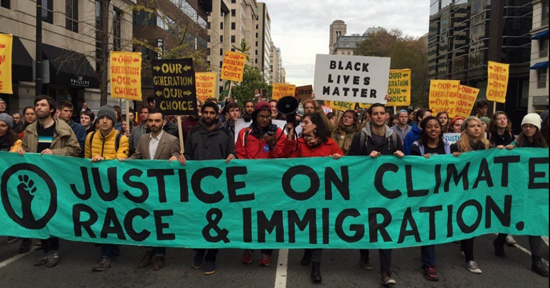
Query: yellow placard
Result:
<box><xmin>272</xmin><ymin>83</ymin><xmax>296</xmax><ymax>101</ymax></box>
<box><xmin>195</xmin><ymin>72</ymin><xmax>217</xmax><ymax>102</ymax></box>
<box><xmin>0</xmin><ymin>34</ymin><xmax>13</xmax><ymax>94</ymax></box>
<box><xmin>387</xmin><ymin>69</ymin><xmax>411</xmax><ymax>106</ymax></box>
<box><xmin>429</xmin><ymin>80</ymin><xmax>460</xmax><ymax>118</ymax></box>
<box><xmin>110</xmin><ymin>51</ymin><xmax>142</xmax><ymax>101</ymax></box>
<box><xmin>486</xmin><ymin>61</ymin><xmax>509</xmax><ymax>103</ymax></box>
<box><xmin>221</xmin><ymin>51</ymin><xmax>246</xmax><ymax>82</ymax></box>
<box><xmin>358</xmin><ymin>103</ymin><xmax>372</xmax><ymax>109</ymax></box>
<box><xmin>454</xmin><ymin>85</ymin><xmax>480</xmax><ymax>118</ymax></box>
<box><xmin>328</xmin><ymin>101</ymin><xmax>356</xmax><ymax>111</ymax></box>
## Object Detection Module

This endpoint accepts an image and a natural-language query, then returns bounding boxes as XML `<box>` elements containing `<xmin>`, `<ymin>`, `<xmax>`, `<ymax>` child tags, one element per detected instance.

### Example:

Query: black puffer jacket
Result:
<box><xmin>184</xmin><ymin>118</ymin><xmax>235</xmax><ymax>160</ymax></box>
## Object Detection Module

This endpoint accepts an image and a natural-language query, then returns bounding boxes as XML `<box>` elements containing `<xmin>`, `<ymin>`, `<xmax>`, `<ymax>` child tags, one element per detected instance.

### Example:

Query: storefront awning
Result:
<box><xmin>532</xmin><ymin>30</ymin><xmax>549</xmax><ymax>40</ymax></box>
<box><xmin>11</xmin><ymin>36</ymin><xmax>33</xmax><ymax>82</ymax></box>
<box><xmin>530</xmin><ymin>61</ymin><xmax>549</xmax><ymax>70</ymax></box>
<box><xmin>42</xmin><ymin>44</ymin><xmax>99</xmax><ymax>88</ymax></box>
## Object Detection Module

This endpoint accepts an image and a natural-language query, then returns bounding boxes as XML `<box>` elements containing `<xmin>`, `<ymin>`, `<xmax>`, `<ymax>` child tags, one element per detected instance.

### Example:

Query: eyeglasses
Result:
<box><xmin>522</xmin><ymin>124</ymin><xmax>536</xmax><ymax>129</ymax></box>
<box><xmin>257</xmin><ymin>115</ymin><xmax>270</xmax><ymax>120</ymax></box>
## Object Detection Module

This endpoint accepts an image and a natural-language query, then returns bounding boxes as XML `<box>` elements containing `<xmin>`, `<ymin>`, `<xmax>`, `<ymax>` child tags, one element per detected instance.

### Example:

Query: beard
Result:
<box><xmin>204</xmin><ymin>118</ymin><xmax>217</xmax><ymax>126</ymax></box>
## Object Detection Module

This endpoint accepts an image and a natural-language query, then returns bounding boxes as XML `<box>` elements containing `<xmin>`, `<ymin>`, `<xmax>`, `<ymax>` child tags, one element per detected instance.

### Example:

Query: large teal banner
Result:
<box><xmin>0</xmin><ymin>149</ymin><xmax>548</xmax><ymax>249</ymax></box>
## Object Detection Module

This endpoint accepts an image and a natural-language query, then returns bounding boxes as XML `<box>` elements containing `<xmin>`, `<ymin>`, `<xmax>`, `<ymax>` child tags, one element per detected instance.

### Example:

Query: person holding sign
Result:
<box><xmin>348</xmin><ymin>103</ymin><xmax>404</xmax><ymax>286</ymax></box>
<box><xmin>236</xmin><ymin>101</ymin><xmax>285</xmax><ymax>267</ymax></box>
<box><xmin>409</xmin><ymin>116</ymin><xmax>452</xmax><ymax>282</ymax></box>
<box><xmin>17</xmin><ymin>95</ymin><xmax>81</xmax><ymax>267</ymax></box>
<box><xmin>85</xmin><ymin>105</ymin><xmax>130</xmax><ymax>272</ymax></box>
<box><xmin>492</xmin><ymin>113</ymin><xmax>549</xmax><ymax>277</ymax></box>
<box><xmin>331</xmin><ymin>110</ymin><xmax>361</xmax><ymax>155</ymax></box>
<box><xmin>475</xmin><ymin>99</ymin><xmax>489</xmax><ymax>119</ymax></box>
<box><xmin>450</xmin><ymin>116</ymin><xmax>491</xmax><ymax>274</ymax></box>
<box><xmin>283</xmin><ymin>112</ymin><xmax>343</xmax><ymax>283</ymax></box>
<box><xmin>184</xmin><ymin>102</ymin><xmax>236</xmax><ymax>275</ymax></box>
<box><xmin>129</xmin><ymin>108</ymin><xmax>184</xmax><ymax>271</ymax></box>
<box><xmin>436</xmin><ymin>111</ymin><xmax>449</xmax><ymax>133</ymax></box>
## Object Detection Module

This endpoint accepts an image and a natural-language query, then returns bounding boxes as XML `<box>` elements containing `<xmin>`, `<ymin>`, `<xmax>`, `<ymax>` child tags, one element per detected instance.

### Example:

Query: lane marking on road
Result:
<box><xmin>512</xmin><ymin>242</ymin><xmax>549</xmax><ymax>266</ymax></box>
<box><xmin>0</xmin><ymin>246</ymin><xmax>39</xmax><ymax>269</ymax></box>
<box><xmin>542</xmin><ymin>237</ymin><xmax>549</xmax><ymax>247</ymax></box>
<box><xmin>274</xmin><ymin>249</ymin><xmax>289</xmax><ymax>288</ymax></box>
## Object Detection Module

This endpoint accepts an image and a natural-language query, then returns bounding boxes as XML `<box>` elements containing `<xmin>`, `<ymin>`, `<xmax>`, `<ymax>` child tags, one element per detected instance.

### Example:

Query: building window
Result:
<box><xmin>231</xmin><ymin>9</ymin><xmax>236</xmax><ymax>17</ymax></box>
<box><xmin>113</xmin><ymin>8</ymin><xmax>122</xmax><ymax>51</ymax></box>
<box><xmin>542</xmin><ymin>1</ymin><xmax>549</xmax><ymax>26</ymax></box>
<box><xmin>1</xmin><ymin>0</ymin><xmax>10</xmax><ymax>9</ymax></box>
<box><xmin>540</xmin><ymin>39</ymin><xmax>549</xmax><ymax>58</ymax></box>
<box><xmin>41</xmin><ymin>0</ymin><xmax>54</xmax><ymax>24</ymax></box>
<box><xmin>538</xmin><ymin>68</ymin><xmax>547</xmax><ymax>89</ymax></box>
<box><xmin>231</xmin><ymin>48</ymin><xmax>235</xmax><ymax>52</ymax></box>
<box><xmin>220</xmin><ymin>48</ymin><xmax>223</xmax><ymax>56</ymax></box>
<box><xmin>95</xmin><ymin>0</ymin><xmax>102</xmax><ymax>73</ymax></box>
<box><xmin>231</xmin><ymin>35</ymin><xmax>235</xmax><ymax>43</ymax></box>
<box><xmin>231</xmin><ymin>0</ymin><xmax>236</xmax><ymax>3</ymax></box>
<box><xmin>65</xmin><ymin>0</ymin><xmax>78</xmax><ymax>32</ymax></box>
<box><xmin>220</xmin><ymin>35</ymin><xmax>223</xmax><ymax>43</ymax></box>
<box><xmin>220</xmin><ymin>22</ymin><xmax>223</xmax><ymax>29</ymax></box>
<box><xmin>231</xmin><ymin>22</ymin><xmax>236</xmax><ymax>30</ymax></box>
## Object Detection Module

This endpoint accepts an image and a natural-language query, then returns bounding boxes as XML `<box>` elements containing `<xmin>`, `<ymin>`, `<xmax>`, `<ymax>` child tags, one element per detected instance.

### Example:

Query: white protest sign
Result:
<box><xmin>313</xmin><ymin>54</ymin><xmax>391</xmax><ymax>104</ymax></box>
<box><xmin>234</xmin><ymin>119</ymin><xmax>302</xmax><ymax>143</ymax></box>
<box><xmin>443</xmin><ymin>133</ymin><xmax>487</xmax><ymax>144</ymax></box>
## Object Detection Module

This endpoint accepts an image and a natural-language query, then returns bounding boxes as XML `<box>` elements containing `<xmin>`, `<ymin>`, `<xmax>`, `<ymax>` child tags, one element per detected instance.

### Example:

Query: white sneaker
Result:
<box><xmin>506</xmin><ymin>235</ymin><xmax>517</xmax><ymax>245</ymax></box>
<box><xmin>464</xmin><ymin>260</ymin><xmax>482</xmax><ymax>274</ymax></box>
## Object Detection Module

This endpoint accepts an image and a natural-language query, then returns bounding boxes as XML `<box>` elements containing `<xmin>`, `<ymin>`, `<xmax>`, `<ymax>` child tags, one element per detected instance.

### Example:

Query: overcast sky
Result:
<box><xmin>263</xmin><ymin>0</ymin><xmax>430</xmax><ymax>86</ymax></box>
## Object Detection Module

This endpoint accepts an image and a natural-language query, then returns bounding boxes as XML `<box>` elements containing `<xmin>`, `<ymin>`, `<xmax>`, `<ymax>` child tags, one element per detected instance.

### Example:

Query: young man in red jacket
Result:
<box><xmin>235</xmin><ymin>101</ymin><xmax>285</xmax><ymax>266</ymax></box>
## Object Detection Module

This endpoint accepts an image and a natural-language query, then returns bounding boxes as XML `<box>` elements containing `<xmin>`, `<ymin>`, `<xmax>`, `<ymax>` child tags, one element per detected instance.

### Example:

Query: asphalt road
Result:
<box><xmin>0</xmin><ymin>235</ymin><xmax>548</xmax><ymax>288</ymax></box>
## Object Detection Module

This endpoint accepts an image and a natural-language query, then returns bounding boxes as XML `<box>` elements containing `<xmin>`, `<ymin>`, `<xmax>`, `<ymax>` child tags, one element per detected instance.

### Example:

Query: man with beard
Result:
<box><xmin>184</xmin><ymin>101</ymin><xmax>236</xmax><ymax>275</ymax></box>
<box><xmin>348</xmin><ymin>103</ymin><xmax>404</xmax><ymax>286</ymax></box>
<box><xmin>242</xmin><ymin>100</ymin><xmax>255</xmax><ymax>122</ymax></box>
<box><xmin>131</xmin><ymin>107</ymin><xmax>184</xmax><ymax>271</ymax></box>
<box><xmin>17</xmin><ymin>95</ymin><xmax>80</xmax><ymax>266</ymax></box>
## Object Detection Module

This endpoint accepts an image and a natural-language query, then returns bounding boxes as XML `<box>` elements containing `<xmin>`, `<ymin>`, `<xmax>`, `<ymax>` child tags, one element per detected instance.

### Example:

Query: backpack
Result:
<box><xmin>359</xmin><ymin>129</ymin><xmax>398</xmax><ymax>154</ymax></box>
<box><xmin>88</xmin><ymin>131</ymin><xmax>123</xmax><ymax>152</ymax></box>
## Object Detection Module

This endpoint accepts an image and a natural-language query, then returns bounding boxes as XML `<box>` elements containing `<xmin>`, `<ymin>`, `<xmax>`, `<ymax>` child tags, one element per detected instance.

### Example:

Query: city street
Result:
<box><xmin>0</xmin><ymin>235</ymin><xmax>548</xmax><ymax>287</ymax></box>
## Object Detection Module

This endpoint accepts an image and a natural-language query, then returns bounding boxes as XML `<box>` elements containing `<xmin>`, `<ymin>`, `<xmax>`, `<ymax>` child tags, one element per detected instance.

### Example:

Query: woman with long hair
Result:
<box><xmin>437</xmin><ymin>111</ymin><xmax>449</xmax><ymax>133</ymax></box>
<box><xmin>331</xmin><ymin>110</ymin><xmax>361</xmax><ymax>155</ymax></box>
<box><xmin>409</xmin><ymin>116</ymin><xmax>451</xmax><ymax>281</ymax></box>
<box><xmin>493</xmin><ymin>113</ymin><xmax>548</xmax><ymax>277</ymax></box>
<box><xmin>487</xmin><ymin>111</ymin><xmax>514</xmax><ymax>147</ymax></box>
<box><xmin>451</xmin><ymin>116</ymin><xmax>490</xmax><ymax>274</ymax></box>
<box><xmin>284</xmin><ymin>112</ymin><xmax>343</xmax><ymax>284</ymax></box>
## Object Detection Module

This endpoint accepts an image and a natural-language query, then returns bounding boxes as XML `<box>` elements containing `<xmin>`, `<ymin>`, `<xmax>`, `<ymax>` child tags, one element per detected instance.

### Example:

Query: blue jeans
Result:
<box><xmin>101</xmin><ymin>244</ymin><xmax>119</xmax><ymax>260</ymax></box>
<box><xmin>421</xmin><ymin>245</ymin><xmax>436</xmax><ymax>268</ymax></box>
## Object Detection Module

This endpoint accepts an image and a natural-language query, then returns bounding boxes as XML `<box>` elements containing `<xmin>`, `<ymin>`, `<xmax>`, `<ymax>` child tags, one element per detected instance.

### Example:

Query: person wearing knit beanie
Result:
<box><xmin>0</xmin><ymin>113</ymin><xmax>14</xmax><ymax>129</ymax></box>
<box><xmin>96</xmin><ymin>105</ymin><xmax>117</xmax><ymax>124</ymax></box>
<box><xmin>521</xmin><ymin>113</ymin><xmax>542</xmax><ymax>130</ymax></box>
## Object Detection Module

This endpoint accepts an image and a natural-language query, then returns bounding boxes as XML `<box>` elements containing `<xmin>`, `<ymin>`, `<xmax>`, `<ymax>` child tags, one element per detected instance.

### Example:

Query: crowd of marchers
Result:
<box><xmin>0</xmin><ymin>95</ymin><xmax>548</xmax><ymax>285</ymax></box>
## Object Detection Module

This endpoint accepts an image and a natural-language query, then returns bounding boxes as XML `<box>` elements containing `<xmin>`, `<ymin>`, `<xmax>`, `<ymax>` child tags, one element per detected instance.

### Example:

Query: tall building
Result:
<box><xmin>428</xmin><ymin>0</ymin><xmax>533</xmax><ymax>130</ymax></box>
<box><xmin>207</xmin><ymin>0</ymin><xmax>279</xmax><ymax>97</ymax></box>
<box><xmin>270</xmin><ymin>43</ymin><xmax>283</xmax><ymax>84</ymax></box>
<box><xmin>133</xmin><ymin>0</ymin><xmax>210</xmax><ymax>99</ymax></box>
<box><xmin>329</xmin><ymin>20</ymin><xmax>347</xmax><ymax>54</ymax></box>
<box><xmin>0</xmin><ymin>0</ymin><xmax>134</xmax><ymax>113</ymax></box>
<box><xmin>256</xmin><ymin>2</ymin><xmax>271</xmax><ymax>82</ymax></box>
<box><xmin>528</xmin><ymin>0</ymin><xmax>549</xmax><ymax>112</ymax></box>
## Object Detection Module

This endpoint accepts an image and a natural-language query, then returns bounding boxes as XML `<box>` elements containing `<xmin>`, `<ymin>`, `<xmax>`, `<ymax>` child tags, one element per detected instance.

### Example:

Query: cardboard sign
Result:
<box><xmin>328</xmin><ymin>101</ymin><xmax>356</xmax><ymax>111</ymax></box>
<box><xmin>454</xmin><ymin>85</ymin><xmax>479</xmax><ymax>118</ymax></box>
<box><xmin>0</xmin><ymin>34</ymin><xmax>13</xmax><ymax>94</ymax></box>
<box><xmin>272</xmin><ymin>83</ymin><xmax>296</xmax><ymax>101</ymax></box>
<box><xmin>314</xmin><ymin>54</ymin><xmax>391</xmax><ymax>104</ymax></box>
<box><xmin>195</xmin><ymin>72</ymin><xmax>217</xmax><ymax>102</ymax></box>
<box><xmin>387</xmin><ymin>69</ymin><xmax>411</xmax><ymax>106</ymax></box>
<box><xmin>486</xmin><ymin>61</ymin><xmax>509</xmax><ymax>103</ymax></box>
<box><xmin>221</xmin><ymin>51</ymin><xmax>246</xmax><ymax>82</ymax></box>
<box><xmin>295</xmin><ymin>85</ymin><xmax>313</xmax><ymax>101</ymax></box>
<box><xmin>152</xmin><ymin>58</ymin><xmax>197</xmax><ymax>116</ymax></box>
<box><xmin>110</xmin><ymin>51</ymin><xmax>142</xmax><ymax>101</ymax></box>
<box><xmin>429</xmin><ymin>80</ymin><xmax>460</xmax><ymax>118</ymax></box>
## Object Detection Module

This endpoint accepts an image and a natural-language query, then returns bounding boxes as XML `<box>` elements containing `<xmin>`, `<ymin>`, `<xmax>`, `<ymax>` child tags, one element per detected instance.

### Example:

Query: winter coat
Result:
<box><xmin>235</xmin><ymin>123</ymin><xmax>285</xmax><ymax>159</ymax></box>
<box><xmin>332</xmin><ymin>125</ymin><xmax>359</xmax><ymax>156</ymax></box>
<box><xmin>22</xmin><ymin>119</ymin><xmax>81</xmax><ymax>156</ymax></box>
<box><xmin>84</xmin><ymin>128</ymin><xmax>129</xmax><ymax>159</ymax></box>
<box><xmin>403</xmin><ymin>124</ymin><xmax>422</xmax><ymax>155</ymax></box>
<box><xmin>184</xmin><ymin>119</ymin><xmax>235</xmax><ymax>161</ymax></box>
<box><xmin>348</xmin><ymin>123</ymin><xmax>403</xmax><ymax>156</ymax></box>
<box><xmin>283</xmin><ymin>137</ymin><xmax>343</xmax><ymax>158</ymax></box>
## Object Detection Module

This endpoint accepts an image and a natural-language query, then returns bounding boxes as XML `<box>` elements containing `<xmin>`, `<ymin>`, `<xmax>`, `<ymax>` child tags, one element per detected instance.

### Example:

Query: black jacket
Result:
<box><xmin>184</xmin><ymin>118</ymin><xmax>236</xmax><ymax>161</ymax></box>
<box><xmin>348</xmin><ymin>123</ymin><xmax>403</xmax><ymax>156</ymax></box>
<box><xmin>163</xmin><ymin>120</ymin><xmax>179</xmax><ymax>138</ymax></box>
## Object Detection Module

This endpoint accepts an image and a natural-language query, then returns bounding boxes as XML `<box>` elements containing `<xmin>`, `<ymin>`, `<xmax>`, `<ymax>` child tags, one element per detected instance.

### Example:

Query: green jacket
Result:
<box><xmin>22</xmin><ymin>118</ymin><xmax>81</xmax><ymax>156</ymax></box>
